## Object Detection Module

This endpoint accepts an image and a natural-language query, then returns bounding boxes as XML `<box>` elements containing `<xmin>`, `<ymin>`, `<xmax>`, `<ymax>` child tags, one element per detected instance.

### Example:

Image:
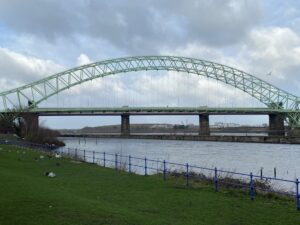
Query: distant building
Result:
<box><xmin>213</xmin><ymin>122</ymin><xmax>240</xmax><ymax>128</ymax></box>
<box><xmin>150</xmin><ymin>124</ymin><xmax>172</xmax><ymax>129</ymax></box>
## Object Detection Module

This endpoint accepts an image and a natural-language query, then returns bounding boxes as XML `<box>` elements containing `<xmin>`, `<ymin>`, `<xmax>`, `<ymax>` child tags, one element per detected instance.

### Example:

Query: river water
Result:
<box><xmin>60</xmin><ymin>137</ymin><xmax>300</xmax><ymax>184</ymax></box>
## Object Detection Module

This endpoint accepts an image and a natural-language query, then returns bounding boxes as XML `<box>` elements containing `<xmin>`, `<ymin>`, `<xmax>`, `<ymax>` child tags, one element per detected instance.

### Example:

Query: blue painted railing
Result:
<box><xmin>1</xmin><ymin>139</ymin><xmax>299</xmax><ymax>211</ymax></box>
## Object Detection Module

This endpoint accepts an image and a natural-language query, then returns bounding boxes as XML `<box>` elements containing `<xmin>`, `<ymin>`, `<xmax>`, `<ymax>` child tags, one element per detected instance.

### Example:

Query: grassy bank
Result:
<box><xmin>0</xmin><ymin>145</ymin><xmax>299</xmax><ymax>225</ymax></box>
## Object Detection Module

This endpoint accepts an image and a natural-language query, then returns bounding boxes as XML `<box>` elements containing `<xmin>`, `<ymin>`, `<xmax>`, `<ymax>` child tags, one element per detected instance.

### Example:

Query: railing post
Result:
<box><xmin>249</xmin><ymin>172</ymin><xmax>254</xmax><ymax>201</ymax></box>
<box><xmin>129</xmin><ymin>155</ymin><xmax>131</xmax><ymax>173</ymax></box>
<box><xmin>214</xmin><ymin>167</ymin><xmax>218</xmax><ymax>192</ymax></box>
<box><xmin>75</xmin><ymin>148</ymin><xmax>77</xmax><ymax>160</ymax></box>
<box><xmin>296</xmin><ymin>179</ymin><xmax>300</xmax><ymax>211</ymax></box>
<box><xmin>163</xmin><ymin>160</ymin><xmax>166</xmax><ymax>181</ymax></box>
<box><xmin>186</xmin><ymin>163</ymin><xmax>189</xmax><ymax>187</ymax></box>
<box><xmin>83</xmin><ymin>149</ymin><xmax>86</xmax><ymax>161</ymax></box>
<box><xmin>144</xmin><ymin>157</ymin><xmax>147</xmax><ymax>176</ymax></box>
<box><xmin>93</xmin><ymin>151</ymin><xmax>95</xmax><ymax>164</ymax></box>
<box><xmin>67</xmin><ymin>148</ymin><xmax>70</xmax><ymax>157</ymax></box>
<box><xmin>260</xmin><ymin>167</ymin><xmax>263</xmax><ymax>180</ymax></box>
<box><xmin>115</xmin><ymin>154</ymin><xmax>118</xmax><ymax>170</ymax></box>
<box><xmin>103</xmin><ymin>152</ymin><xmax>106</xmax><ymax>167</ymax></box>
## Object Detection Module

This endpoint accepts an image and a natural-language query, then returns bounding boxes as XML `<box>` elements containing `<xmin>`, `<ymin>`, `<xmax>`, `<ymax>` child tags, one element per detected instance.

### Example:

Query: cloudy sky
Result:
<box><xmin>1</xmin><ymin>0</ymin><xmax>300</xmax><ymax>128</ymax></box>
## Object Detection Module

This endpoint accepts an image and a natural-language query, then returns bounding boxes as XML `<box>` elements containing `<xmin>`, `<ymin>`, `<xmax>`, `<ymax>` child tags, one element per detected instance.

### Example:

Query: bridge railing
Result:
<box><xmin>1</xmin><ymin>140</ymin><xmax>299</xmax><ymax>211</ymax></box>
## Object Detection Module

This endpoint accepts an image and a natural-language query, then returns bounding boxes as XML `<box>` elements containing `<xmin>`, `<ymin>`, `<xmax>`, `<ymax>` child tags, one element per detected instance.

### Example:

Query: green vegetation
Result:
<box><xmin>0</xmin><ymin>145</ymin><xmax>299</xmax><ymax>225</ymax></box>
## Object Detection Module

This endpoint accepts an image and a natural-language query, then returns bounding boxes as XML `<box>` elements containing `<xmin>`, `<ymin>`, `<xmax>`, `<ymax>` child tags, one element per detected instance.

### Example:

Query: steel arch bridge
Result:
<box><xmin>0</xmin><ymin>56</ymin><xmax>300</xmax><ymax>127</ymax></box>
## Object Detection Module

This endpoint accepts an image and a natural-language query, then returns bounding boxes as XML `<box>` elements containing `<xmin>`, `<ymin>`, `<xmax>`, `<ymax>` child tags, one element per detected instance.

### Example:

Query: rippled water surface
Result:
<box><xmin>61</xmin><ymin>137</ymin><xmax>300</xmax><ymax>182</ymax></box>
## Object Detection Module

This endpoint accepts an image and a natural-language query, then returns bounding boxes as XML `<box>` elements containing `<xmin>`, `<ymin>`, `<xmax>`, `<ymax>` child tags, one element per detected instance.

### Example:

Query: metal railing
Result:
<box><xmin>1</xmin><ymin>139</ymin><xmax>299</xmax><ymax>211</ymax></box>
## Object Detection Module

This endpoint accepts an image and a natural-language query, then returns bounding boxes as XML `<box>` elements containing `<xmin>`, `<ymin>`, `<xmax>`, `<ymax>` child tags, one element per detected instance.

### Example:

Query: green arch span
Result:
<box><xmin>1</xmin><ymin>56</ymin><xmax>299</xmax><ymax>127</ymax></box>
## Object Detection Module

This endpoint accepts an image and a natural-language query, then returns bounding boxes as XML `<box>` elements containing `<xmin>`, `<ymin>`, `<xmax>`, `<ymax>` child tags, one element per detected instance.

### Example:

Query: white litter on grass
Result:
<box><xmin>40</xmin><ymin>155</ymin><xmax>44</xmax><ymax>159</ymax></box>
<box><xmin>44</xmin><ymin>172</ymin><xmax>56</xmax><ymax>178</ymax></box>
<box><xmin>48</xmin><ymin>172</ymin><xmax>56</xmax><ymax>178</ymax></box>
<box><xmin>55</xmin><ymin>153</ymin><xmax>61</xmax><ymax>158</ymax></box>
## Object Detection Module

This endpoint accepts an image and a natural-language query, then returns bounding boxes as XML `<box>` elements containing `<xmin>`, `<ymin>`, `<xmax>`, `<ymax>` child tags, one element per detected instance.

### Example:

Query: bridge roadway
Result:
<box><xmin>30</xmin><ymin>107</ymin><xmax>291</xmax><ymax>116</ymax></box>
<box><xmin>21</xmin><ymin>107</ymin><xmax>287</xmax><ymax>136</ymax></box>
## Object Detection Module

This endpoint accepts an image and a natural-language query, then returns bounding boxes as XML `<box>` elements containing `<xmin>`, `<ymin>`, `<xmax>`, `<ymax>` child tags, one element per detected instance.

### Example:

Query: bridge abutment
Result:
<box><xmin>121</xmin><ymin>114</ymin><xmax>130</xmax><ymax>136</ymax></box>
<box><xmin>199</xmin><ymin>114</ymin><xmax>210</xmax><ymax>136</ymax></box>
<box><xmin>269</xmin><ymin>114</ymin><xmax>285</xmax><ymax>136</ymax></box>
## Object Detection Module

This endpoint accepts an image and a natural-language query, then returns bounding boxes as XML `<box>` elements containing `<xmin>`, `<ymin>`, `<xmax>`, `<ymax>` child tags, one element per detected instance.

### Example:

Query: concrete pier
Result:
<box><xmin>199</xmin><ymin>114</ymin><xmax>210</xmax><ymax>136</ymax></box>
<box><xmin>22</xmin><ymin>113</ymin><xmax>39</xmax><ymax>133</ymax></box>
<box><xmin>269</xmin><ymin>114</ymin><xmax>285</xmax><ymax>136</ymax></box>
<box><xmin>121</xmin><ymin>114</ymin><xmax>130</xmax><ymax>136</ymax></box>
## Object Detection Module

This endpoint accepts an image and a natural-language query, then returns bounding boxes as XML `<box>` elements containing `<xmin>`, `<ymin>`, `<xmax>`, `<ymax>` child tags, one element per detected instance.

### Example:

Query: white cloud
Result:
<box><xmin>242</xmin><ymin>27</ymin><xmax>300</xmax><ymax>78</ymax></box>
<box><xmin>161</xmin><ymin>26</ymin><xmax>300</xmax><ymax>96</ymax></box>
<box><xmin>76</xmin><ymin>53</ymin><xmax>92</xmax><ymax>66</ymax></box>
<box><xmin>161</xmin><ymin>43</ymin><xmax>242</xmax><ymax>69</ymax></box>
<box><xmin>0</xmin><ymin>0</ymin><xmax>262</xmax><ymax>53</ymax></box>
<box><xmin>0</xmin><ymin>47</ymin><xmax>64</xmax><ymax>90</ymax></box>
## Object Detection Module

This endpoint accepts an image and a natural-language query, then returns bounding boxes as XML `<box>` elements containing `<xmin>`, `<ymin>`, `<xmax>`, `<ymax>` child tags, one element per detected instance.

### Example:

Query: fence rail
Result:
<box><xmin>1</xmin><ymin>139</ymin><xmax>299</xmax><ymax>211</ymax></box>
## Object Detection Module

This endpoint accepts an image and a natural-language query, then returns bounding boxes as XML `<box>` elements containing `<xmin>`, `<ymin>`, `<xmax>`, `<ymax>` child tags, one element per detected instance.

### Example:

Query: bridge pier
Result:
<box><xmin>199</xmin><ymin>114</ymin><xmax>210</xmax><ymax>136</ymax></box>
<box><xmin>121</xmin><ymin>114</ymin><xmax>130</xmax><ymax>136</ymax></box>
<box><xmin>269</xmin><ymin>114</ymin><xmax>285</xmax><ymax>136</ymax></box>
<box><xmin>22</xmin><ymin>113</ymin><xmax>39</xmax><ymax>133</ymax></box>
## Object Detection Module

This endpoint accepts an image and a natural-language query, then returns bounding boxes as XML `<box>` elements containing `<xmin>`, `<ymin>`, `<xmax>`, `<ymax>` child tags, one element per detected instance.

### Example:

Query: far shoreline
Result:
<box><xmin>60</xmin><ymin>134</ymin><xmax>300</xmax><ymax>144</ymax></box>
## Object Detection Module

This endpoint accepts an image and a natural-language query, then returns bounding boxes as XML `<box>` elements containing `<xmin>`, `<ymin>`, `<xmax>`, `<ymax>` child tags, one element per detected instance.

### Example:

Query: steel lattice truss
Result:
<box><xmin>0</xmin><ymin>56</ymin><xmax>299</xmax><ymax>127</ymax></box>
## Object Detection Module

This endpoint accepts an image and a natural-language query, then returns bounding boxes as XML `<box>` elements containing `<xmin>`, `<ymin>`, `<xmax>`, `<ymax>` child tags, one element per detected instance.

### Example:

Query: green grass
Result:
<box><xmin>0</xmin><ymin>145</ymin><xmax>299</xmax><ymax>225</ymax></box>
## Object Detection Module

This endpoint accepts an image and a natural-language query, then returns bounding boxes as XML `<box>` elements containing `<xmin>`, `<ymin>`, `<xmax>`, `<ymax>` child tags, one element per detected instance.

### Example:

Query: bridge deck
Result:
<box><xmin>23</xmin><ymin>107</ymin><xmax>294</xmax><ymax>116</ymax></box>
